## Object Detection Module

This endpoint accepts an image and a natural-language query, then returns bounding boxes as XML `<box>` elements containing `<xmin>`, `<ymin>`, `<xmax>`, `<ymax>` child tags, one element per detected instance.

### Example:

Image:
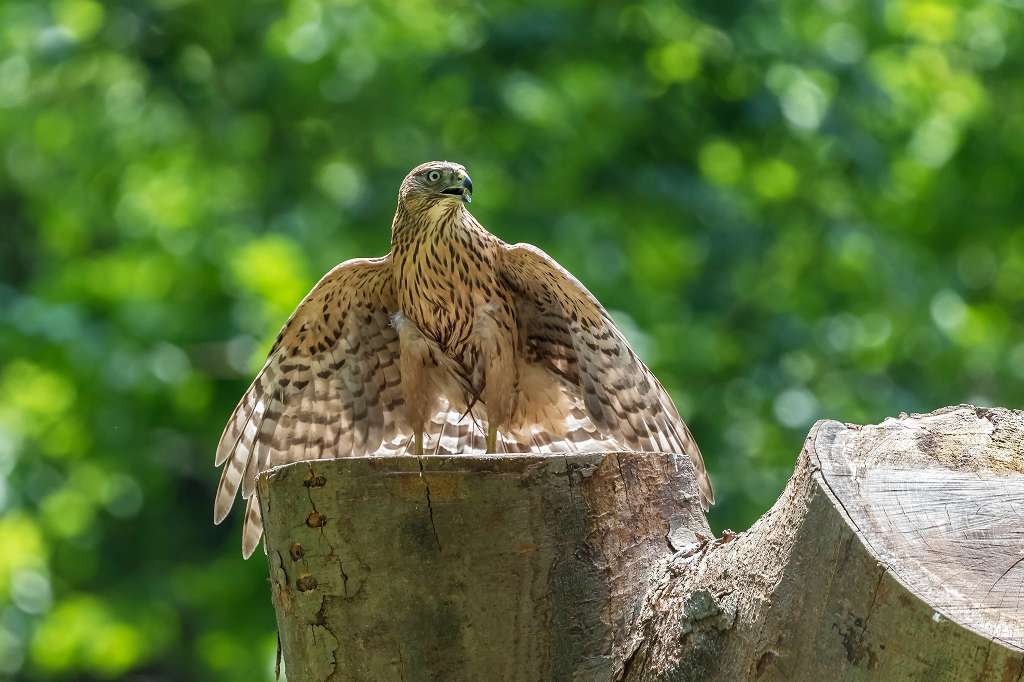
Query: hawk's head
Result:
<box><xmin>399</xmin><ymin>161</ymin><xmax>473</xmax><ymax>207</ymax></box>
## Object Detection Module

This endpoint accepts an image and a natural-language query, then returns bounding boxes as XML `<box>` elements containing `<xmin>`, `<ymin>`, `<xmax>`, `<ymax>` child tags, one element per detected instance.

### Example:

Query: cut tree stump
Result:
<box><xmin>258</xmin><ymin>405</ymin><xmax>1024</xmax><ymax>681</ymax></box>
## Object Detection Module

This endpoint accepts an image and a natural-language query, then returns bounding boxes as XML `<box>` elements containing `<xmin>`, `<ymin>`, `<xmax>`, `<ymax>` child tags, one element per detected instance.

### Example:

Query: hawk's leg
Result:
<box><xmin>396</xmin><ymin>312</ymin><xmax>441</xmax><ymax>458</ymax></box>
<box><xmin>473</xmin><ymin>304</ymin><xmax>517</xmax><ymax>455</ymax></box>
<box><xmin>486</xmin><ymin>424</ymin><xmax>497</xmax><ymax>453</ymax></box>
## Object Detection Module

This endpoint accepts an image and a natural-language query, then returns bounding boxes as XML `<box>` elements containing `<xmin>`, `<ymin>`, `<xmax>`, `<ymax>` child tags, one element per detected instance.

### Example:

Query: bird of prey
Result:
<box><xmin>215</xmin><ymin>161</ymin><xmax>714</xmax><ymax>557</ymax></box>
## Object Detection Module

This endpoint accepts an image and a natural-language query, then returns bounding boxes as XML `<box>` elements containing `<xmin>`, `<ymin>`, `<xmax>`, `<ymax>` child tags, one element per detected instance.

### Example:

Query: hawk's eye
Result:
<box><xmin>427</xmin><ymin>170</ymin><xmax>441</xmax><ymax>182</ymax></box>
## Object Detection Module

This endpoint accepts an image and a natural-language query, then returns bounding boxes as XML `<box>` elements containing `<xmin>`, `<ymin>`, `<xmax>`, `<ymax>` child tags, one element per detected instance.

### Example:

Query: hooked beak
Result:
<box><xmin>440</xmin><ymin>174</ymin><xmax>473</xmax><ymax>204</ymax></box>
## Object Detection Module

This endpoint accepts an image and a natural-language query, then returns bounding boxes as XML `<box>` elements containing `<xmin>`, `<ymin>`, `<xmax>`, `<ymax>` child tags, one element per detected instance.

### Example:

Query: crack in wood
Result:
<box><xmin>302</xmin><ymin>464</ymin><xmax>351</xmax><ymax>598</ymax></box>
<box><xmin>312</xmin><ymin>595</ymin><xmax>341</xmax><ymax>681</ymax></box>
<box><xmin>416</xmin><ymin>456</ymin><xmax>442</xmax><ymax>552</ymax></box>
<box><xmin>615</xmin><ymin>454</ymin><xmax>640</xmax><ymax>519</ymax></box>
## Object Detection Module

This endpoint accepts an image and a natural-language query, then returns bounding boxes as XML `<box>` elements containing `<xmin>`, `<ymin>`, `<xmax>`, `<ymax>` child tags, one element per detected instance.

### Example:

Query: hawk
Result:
<box><xmin>215</xmin><ymin>161</ymin><xmax>714</xmax><ymax>557</ymax></box>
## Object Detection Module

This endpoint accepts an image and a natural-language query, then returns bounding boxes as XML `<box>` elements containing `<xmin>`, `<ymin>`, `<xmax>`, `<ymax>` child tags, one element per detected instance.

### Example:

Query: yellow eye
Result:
<box><xmin>427</xmin><ymin>170</ymin><xmax>441</xmax><ymax>182</ymax></box>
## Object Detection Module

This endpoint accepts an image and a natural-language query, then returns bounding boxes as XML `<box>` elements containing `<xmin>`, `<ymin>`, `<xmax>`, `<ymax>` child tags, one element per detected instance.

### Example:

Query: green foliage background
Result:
<box><xmin>1</xmin><ymin>0</ymin><xmax>1022</xmax><ymax>678</ymax></box>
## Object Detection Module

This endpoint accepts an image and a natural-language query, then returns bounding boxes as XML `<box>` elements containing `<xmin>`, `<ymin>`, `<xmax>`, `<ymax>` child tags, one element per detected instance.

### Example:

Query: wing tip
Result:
<box><xmin>240</xmin><ymin>494</ymin><xmax>264</xmax><ymax>559</ymax></box>
<box><xmin>213</xmin><ymin>496</ymin><xmax>233</xmax><ymax>525</ymax></box>
<box><xmin>241</xmin><ymin>536</ymin><xmax>260</xmax><ymax>560</ymax></box>
<box><xmin>699</xmin><ymin>473</ymin><xmax>715</xmax><ymax>511</ymax></box>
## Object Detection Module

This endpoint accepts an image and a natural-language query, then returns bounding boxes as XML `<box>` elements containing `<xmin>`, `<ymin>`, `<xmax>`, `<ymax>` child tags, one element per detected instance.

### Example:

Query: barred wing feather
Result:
<box><xmin>499</xmin><ymin>243</ymin><xmax>714</xmax><ymax>510</ymax></box>
<box><xmin>213</xmin><ymin>257</ymin><xmax>410</xmax><ymax>558</ymax></box>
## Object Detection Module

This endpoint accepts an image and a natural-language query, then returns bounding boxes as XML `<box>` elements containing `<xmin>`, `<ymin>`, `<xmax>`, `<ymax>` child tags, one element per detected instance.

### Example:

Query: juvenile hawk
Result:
<box><xmin>215</xmin><ymin>161</ymin><xmax>714</xmax><ymax>557</ymax></box>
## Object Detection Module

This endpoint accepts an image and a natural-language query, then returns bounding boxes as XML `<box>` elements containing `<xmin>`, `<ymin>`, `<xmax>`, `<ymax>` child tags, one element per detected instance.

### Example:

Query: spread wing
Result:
<box><xmin>499</xmin><ymin>243</ymin><xmax>714</xmax><ymax>509</ymax></box>
<box><xmin>214</xmin><ymin>257</ymin><xmax>409</xmax><ymax>557</ymax></box>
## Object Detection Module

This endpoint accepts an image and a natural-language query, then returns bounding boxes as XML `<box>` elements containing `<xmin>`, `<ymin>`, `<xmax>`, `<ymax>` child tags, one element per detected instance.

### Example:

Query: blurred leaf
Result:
<box><xmin>1</xmin><ymin>0</ymin><xmax>1023</xmax><ymax>678</ymax></box>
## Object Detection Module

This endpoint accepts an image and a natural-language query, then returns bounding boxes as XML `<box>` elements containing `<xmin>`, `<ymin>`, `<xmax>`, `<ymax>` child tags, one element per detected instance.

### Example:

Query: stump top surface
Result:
<box><xmin>263</xmin><ymin>451</ymin><xmax>612</xmax><ymax>480</ymax></box>
<box><xmin>262</xmin><ymin>450</ymin><xmax>692</xmax><ymax>474</ymax></box>
<box><xmin>813</xmin><ymin>405</ymin><xmax>1024</xmax><ymax>650</ymax></box>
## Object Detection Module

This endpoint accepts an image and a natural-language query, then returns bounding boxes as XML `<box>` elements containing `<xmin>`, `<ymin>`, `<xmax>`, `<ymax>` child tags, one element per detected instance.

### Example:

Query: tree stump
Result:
<box><xmin>259</xmin><ymin>405</ymin><xmax>1024</xmax><ymax>681</ymax></box>
<box><xmin>258</xmin><ymin>452</ymin><xmax>709</xmax><ymax>681</ymax></box>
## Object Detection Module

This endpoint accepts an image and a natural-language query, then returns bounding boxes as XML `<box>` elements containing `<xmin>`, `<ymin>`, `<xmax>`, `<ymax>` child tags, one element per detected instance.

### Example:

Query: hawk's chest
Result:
<box><xmin>394</xmin><ymin>228</ymin><xmax>505</xmax><ymax>358</ymax></box>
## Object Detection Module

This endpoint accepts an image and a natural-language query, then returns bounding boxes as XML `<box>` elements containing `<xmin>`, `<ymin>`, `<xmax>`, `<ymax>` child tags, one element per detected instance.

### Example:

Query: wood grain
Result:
<box><xmin>258</xmin><ymin>452</ymin><xmax>709</xmax><ymax>681</ymax></box>
<box><xmin>627</xmin><ymin>406</ymin><xmax>1024</xmax><ymax>681</ymax></box>
<box><xmin>814</xmin><ymin>405</ymin><xmax>1024</xmax><ymax>650</ymax></box>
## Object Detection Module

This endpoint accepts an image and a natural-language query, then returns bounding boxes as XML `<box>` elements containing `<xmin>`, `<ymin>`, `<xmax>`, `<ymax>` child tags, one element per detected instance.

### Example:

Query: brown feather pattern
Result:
<box><xmin>215</xmin><ymin>161</ymin><xmax>713</xmax><ymax>557</ymax></box>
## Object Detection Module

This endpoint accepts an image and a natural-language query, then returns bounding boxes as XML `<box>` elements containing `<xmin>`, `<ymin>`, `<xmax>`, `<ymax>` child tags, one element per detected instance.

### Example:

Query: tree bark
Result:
<box><xmin>259</xmin><ymin>405</ymin><xmax>1024</xmax><ymax>681</ymax></box>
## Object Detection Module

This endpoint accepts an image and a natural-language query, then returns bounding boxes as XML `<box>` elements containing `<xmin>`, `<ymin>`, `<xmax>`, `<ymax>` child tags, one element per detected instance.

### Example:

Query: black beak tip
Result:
<box><xmin>462</xmin><ymin>175</ymin><xmax>473</xmax><ymax>194</ymax></box>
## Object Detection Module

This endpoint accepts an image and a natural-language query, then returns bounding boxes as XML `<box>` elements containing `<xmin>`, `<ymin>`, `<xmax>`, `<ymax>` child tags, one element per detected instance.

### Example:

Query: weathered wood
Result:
<box><xmin>816</xmin><ymin>407</ymin><xmax>1024</xmax><ymax>649</ymax></box>
<box><xmin>258</xmin><ymin>452</ymin><xmax>710</xmax><ymax>681</ymax></box>
<box><xmin>260</xmin><ymin>406</ymin><xmax>1024</xmax><ymax>681</ymax></box>
<box><xmin>626</xmin><ymin>405</ymin><xmax>1024</xmax><ymax>680</ymax></box>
